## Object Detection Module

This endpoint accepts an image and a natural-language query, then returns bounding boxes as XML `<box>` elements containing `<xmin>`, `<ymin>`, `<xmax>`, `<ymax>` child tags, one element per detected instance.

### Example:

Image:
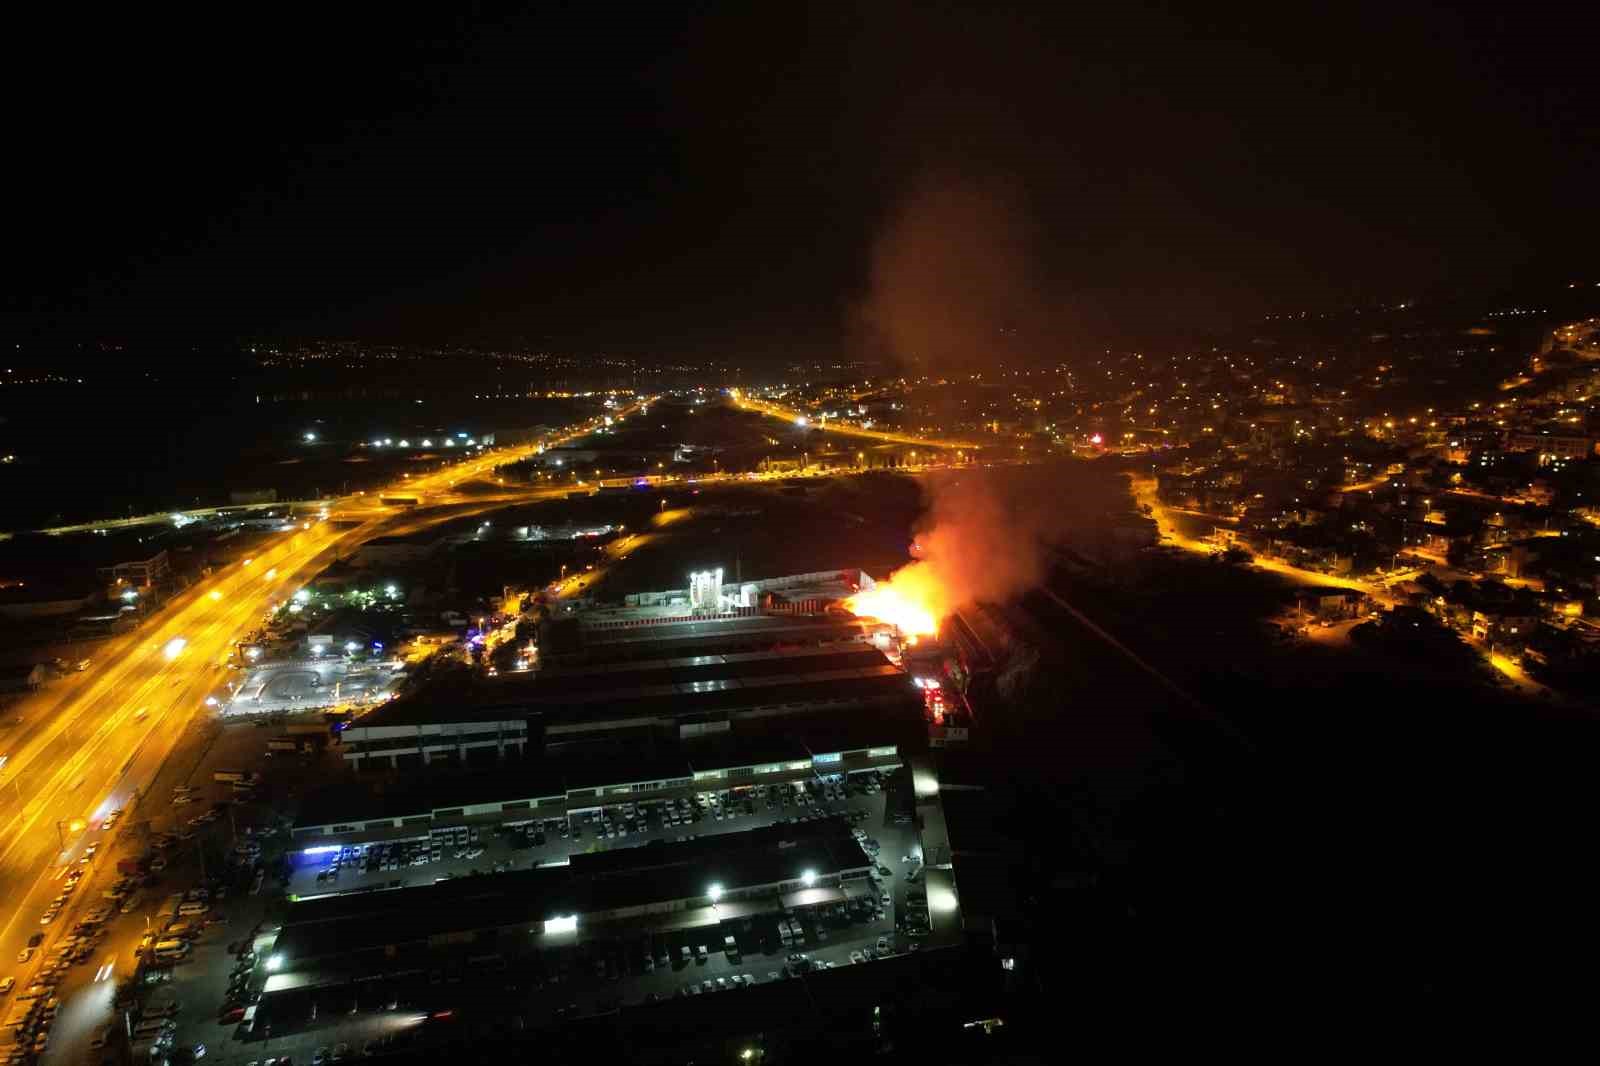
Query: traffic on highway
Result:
<box><xmin>0</xmin><ymin>403</ymin><xmax>647</xmax><ymax>1063</ymax></box>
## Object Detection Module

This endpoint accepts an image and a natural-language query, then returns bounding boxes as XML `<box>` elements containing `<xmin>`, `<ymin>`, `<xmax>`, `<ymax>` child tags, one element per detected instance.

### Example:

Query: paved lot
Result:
<box><xmin>225</xmin><ymin>658</ymin><xmax>401</xmax><ymax>715</ymax></box>
<box><xmin>237</xmin><ymin>772</ymin><xmax>926</xmax><ymax>1063</ymax></box>
<box><xmin>23</xmin><ymin>742</ymin><xmax>922</xmax><ymax>1066</ymax></box>
<box><xmin>286</xmin><ymin>772</ymin><xmax>914</xmax><ymax>900</ymax></box>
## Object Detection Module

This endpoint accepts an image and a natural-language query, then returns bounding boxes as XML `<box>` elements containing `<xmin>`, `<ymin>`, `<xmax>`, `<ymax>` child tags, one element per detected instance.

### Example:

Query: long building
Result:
<box><xmin>296</xmin><ymin>717</ymin><xmax>906</xmax><ymax>845</ymax></box>
<box><xmin>339</xmin><ymin>618</ymin><xmax>914</xmax><ymax>770</ymax></box>
<box><xmin>265</xmin><ymin>819</ymin><xmax>871</xmax><ymax>994</ymax></box>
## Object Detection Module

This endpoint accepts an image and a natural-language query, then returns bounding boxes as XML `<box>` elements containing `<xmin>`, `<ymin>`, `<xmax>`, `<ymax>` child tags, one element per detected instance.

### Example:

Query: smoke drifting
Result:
<box><xmin>855</xmin><ymin>463</ymin><xmax>1134</xmax><ymax>628</ymax></box>
<box><xmin>857</xmin><ymin>170</ymin><xmax>1076</xmax><ymax>375</ymax></box>
<box><xmin>847</xmin><ymin>174</ymin><xmax>1130</xmax><ymax>625</ymax></box>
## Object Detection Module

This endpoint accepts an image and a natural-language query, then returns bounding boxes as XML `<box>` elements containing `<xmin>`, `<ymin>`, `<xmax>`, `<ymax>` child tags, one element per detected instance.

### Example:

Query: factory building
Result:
<box><xmin>262</xmin><ymin>820</ymin><xmax>871</xmax><ymax>1002</ymax></box>
<box><xmin>297</xmin><ymin>721</ymin><xmax>905</xmax><ymax>846</ymax></box>
<box><xmin>340</xmin><ymin>595</ymin><xmax>915</xmax><ymax>771</ymax></box>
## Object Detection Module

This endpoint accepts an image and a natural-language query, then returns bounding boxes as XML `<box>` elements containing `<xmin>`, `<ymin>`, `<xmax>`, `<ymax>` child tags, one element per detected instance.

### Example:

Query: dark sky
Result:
<box><xmin>7</xmin><ymin>2</ymin><xmax>1598</xmax><ymax>362</ymax></box>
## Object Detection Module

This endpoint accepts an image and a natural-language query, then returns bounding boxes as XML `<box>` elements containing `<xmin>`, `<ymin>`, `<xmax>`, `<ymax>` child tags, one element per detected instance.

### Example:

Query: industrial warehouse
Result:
<box><xmin>240</xmin><ymin>565</ymin><xmax>991</xmax><ymax>1056</ymax></box>
<box><xmin>270</xmin><ymin>820</ymin><xmax>872</xmax><ymax>981</ymax></box>
<box><xmin>293</xmin><ymin>726</ymin><xmax>907</xmax><ymax>844</ymax></box>
<box><xmin>336</xmin><ymin>644</ymin><xmax>912</xmax><ymax>768</ymax></box>
<box><xmin>334</xmin><ymin>576</ymin><xmax>918</xmax><ymax>771</ymax></box>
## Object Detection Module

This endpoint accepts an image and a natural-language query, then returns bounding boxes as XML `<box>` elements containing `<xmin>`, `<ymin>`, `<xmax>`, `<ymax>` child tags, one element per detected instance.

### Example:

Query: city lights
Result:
<box><xmin>1</xmin><ymin>12</ymin><xmax>1592</xmax><ymax>1046</ymax></box>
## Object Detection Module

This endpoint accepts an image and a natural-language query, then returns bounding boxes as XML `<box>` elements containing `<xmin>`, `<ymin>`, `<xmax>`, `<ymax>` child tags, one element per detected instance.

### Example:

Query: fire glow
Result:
<box><xmin>844</xmin><ymin>568</ymin><xmax>944</xmax><ymax>639</ymax></box>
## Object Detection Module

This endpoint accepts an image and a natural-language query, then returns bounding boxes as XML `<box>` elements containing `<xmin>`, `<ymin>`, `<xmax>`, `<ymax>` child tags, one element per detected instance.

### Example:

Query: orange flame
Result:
<box><xmin>843</xmin><ymin>565</ymin><xmax>945</xmax><ymax>638</ymax></box>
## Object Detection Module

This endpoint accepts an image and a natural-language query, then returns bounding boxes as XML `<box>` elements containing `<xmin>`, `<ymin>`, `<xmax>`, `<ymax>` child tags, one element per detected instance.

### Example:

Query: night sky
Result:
<box><xmin>9</xmin><ymin>2</ymin><xmax>1598</xmax><ymax>361</ymax></box>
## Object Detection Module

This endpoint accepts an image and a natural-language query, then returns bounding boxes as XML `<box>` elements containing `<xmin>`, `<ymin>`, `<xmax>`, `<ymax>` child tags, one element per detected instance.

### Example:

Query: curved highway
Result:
<box><xmin>0</xmin><ymin>404</ymin><xmax>647</xmax><ymax>1014</ymax></box>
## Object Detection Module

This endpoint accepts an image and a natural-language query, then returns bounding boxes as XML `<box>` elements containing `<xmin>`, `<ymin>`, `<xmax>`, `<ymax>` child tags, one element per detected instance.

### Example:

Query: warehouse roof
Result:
<box><xmin>579</xmin><ymin>614</ymin><xmax>877</xmax><ymax>652</ymax></box>
<box><xmin>533</xmin><ymin>644</ymin><xmax>890</xmax><ymax>695</ymax></box>
<box><xmin>356</xmin><ymin>658</ymin><xmax>912</xmax><ymax>732</ymax></box>
<box><xmin>275</xmin><ymin>820</ymin><xmax>867</xmax><ymax>965</ymax></box>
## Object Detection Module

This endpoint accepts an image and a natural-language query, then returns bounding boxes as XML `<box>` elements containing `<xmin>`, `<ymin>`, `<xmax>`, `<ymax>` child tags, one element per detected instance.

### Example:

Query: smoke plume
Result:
<box><xmin>857</xmin><ymin>169</ymin><xmax>1075</xmax><ymax>375</ymax></box>
<box><xmin>882</xmin><ymin>463</ymin><xmax>1117</xmax><ymax>623</ymax></box>
<box><xmin>850</xmin><ymin>173</ymin><xmax>1124</xmax><ymax>622</ymax></box>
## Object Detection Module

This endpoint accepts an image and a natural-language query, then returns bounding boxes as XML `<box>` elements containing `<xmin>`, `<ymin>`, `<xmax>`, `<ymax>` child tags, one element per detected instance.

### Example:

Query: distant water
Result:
<box><xmin>0</xmin><ymin>368</ymin><xmax>593</xmax><ymax>530</ymax></box>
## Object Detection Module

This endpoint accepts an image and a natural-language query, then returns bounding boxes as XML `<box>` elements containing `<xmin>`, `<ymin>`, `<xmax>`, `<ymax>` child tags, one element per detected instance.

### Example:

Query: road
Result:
<box><xmin>1129</xmin><ymin>474</ymin><xmax>1563</xmax><ymax>696</ymax></box>
<box><xmin>1131</xmin><ymin>474</ymin><xmax>1379</xmax><ymax>593</ymax></box>
<box><xmin>0</xmin><ymin>498</ymin><xmax>317</xmax><ymax>544</ymax></box>
<box><xmin>0</xmin><ymin>404</ymin><xmax>648</xmax><ymax>1054</ymax></box>
<box><xmin>730</xmin><ymin>391</ymin><xmax>983</xmax><ymax>450</ymax></box>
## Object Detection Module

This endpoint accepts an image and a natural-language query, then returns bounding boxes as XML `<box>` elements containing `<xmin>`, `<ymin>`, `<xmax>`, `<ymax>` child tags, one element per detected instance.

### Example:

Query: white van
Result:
<box><xmin>152</xmin><ymin>940</ymin><xmax>188</xmax><ymax>961</ymax></box>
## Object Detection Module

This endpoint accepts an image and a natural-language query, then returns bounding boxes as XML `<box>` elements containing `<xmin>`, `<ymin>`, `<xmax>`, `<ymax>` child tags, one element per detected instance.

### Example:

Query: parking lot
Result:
<box><xmin>268</xmin><ymin>771</ymin><xmax>927</xmax><ymax>1029</ymax></box>
<box><xmin>225</xmin><ymin>657</ymin><xmax>402</xmax><ymax>715</ymax></box>
<box><xmin>18</xmin><ymin>749</ymin><xmax>927</xmax><ymax>1066</ymax></box>
<box><xmin>19</xmin><ymin>714</ymin><xmax>290</xmax><ymax>1066</ymax></box>
<box><xmin>286</xmin><ymin>769</ymin><xmax>915</xmax><ymax>899</ymax></box>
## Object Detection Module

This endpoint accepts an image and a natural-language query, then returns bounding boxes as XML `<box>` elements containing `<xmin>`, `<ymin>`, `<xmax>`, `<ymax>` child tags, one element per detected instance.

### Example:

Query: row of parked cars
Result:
<box><xmin>678</xmin><ymin>971</ymin><xmax>776</xmax><ymax>997</ymax></box>
<box><xmin>2</xmin><ymin>805</ymin><xmax>140</xmax><ymax>1062</ymax></box>
<box><xmin>36</xmin><ymin>866</ymin><xmax>81</xmax><ymax>928</ymax></box>
<box><xmin>308</xmin><ymin>769</ymin><xmax>900</xmax><ymax>891</ymax></box>
<box><xmin>22</xmin><ymin>896</ymin><xmax>115</xmax><ymax>1002</ymax></box>
<box><xmin>847</xmin><ymin>936</ymin><xmax>894</xmax><ymax>966</ymax></box>
<box><xmin>2</xmin><ymin>989</ymin><xmax>59</xmax><ymax>1062</ymax></box>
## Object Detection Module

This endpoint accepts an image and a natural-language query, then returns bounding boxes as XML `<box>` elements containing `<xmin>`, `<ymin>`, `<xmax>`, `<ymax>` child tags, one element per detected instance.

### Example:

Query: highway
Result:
<box><xmin>730</xmin><ymin>391</ymin><xmax>983</xmax><ymax>450</ymax></box>
<box><xmin>0</xmin><ymin>404</ymin><xmax>646</xmax><ymax>1030</ymax></box>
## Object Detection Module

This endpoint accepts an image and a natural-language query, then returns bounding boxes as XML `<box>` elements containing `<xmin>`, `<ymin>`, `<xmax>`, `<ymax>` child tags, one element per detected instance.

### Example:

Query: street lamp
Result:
<box><xmin>707</xmin><ymin>883</ymin><xmax>723</xmax><ymax>904</ymax></box>
<box><xmin>800</xmin><ymin>869</ymin><xmax>816</xmax><ymax>887</ymax></box>
<box><xmin>56</xmin><ymin>818</ymin><xmax>85</xmax><ymax>851</ymax></box>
